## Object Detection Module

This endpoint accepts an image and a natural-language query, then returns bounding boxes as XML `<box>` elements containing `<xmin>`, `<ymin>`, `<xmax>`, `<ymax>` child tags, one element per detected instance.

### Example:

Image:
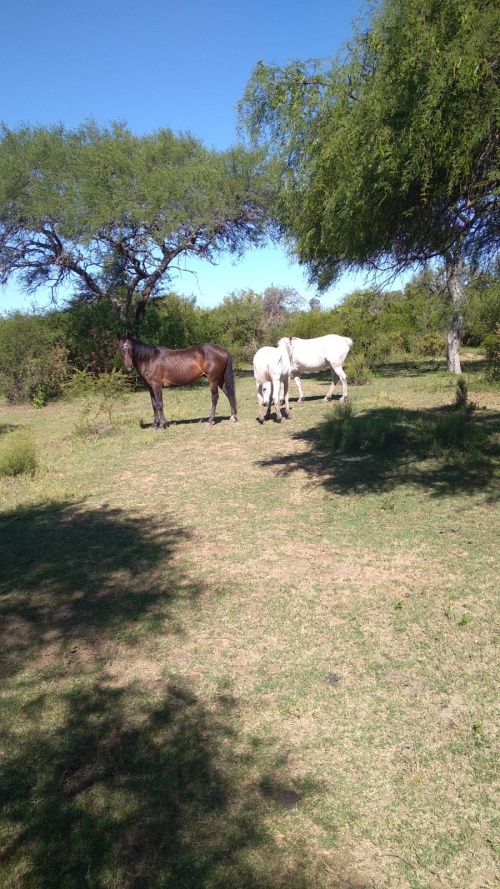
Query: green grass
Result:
<box><xmin>0</xmin><ymin>358</ymin><xmax>499</xmax><ymax>889</ymax></box>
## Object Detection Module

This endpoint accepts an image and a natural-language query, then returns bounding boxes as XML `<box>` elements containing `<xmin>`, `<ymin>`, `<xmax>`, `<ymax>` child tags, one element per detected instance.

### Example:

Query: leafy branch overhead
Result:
<box><xmin>239</xmin><ymin>0</ymin><xmax>500</xmax><ymax>371</ymax></box>
<box><xmin>0</xmin><ymin>121</ymin><xmax>276</xmax><ymax>321</ymax></box>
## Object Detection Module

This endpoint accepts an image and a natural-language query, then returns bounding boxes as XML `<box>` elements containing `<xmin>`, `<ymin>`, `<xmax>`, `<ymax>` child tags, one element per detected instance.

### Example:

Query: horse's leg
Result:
<box><xmin>221</xmin><ymin>381</ymin><xmax>237</xmax><ymax>422</ymax></box>
<box><xmin>325</xmin><ymin>368</ymin><xmax>340</xmax><ymax>401</ymax></box>
<box><xmin>256</xmin><ymin>383</ymin><xmax>267</xmax><ymax>424</ymax></box>
<box><xmin>148</xmin><ymin>386</ymin><xmax>160</xmax><ymax>428</ymax></box>
<box><xmin>150</xmin><ymin>385</ymin><xmax>167</xmax><ymax>428</ymax></box>
<box><xmin>272</xmin><ymin>376</ymin><xmax>283</xmax><ymax>422</ymax></box>
<box><xmin>282</xmin><ymin>376</ymin><xmax>291</xmax><ymax>419</ymax></box>
<box><xmin>208</xmin><ymin>379</ymin><xmax>219</xmax><ymax>425</ymax></box>
<box><xmin>333</xmin><ymin>365</ymin><xmax>348</xmax><ymax>401</ymax></box>
<box><xmin>156</xmin><ymin>386</ymin><xmax>167</xmax><ymax>427</ymax></box>
<box><xmin>221</xmin><ymin>353</ymin><xmax>238</xmax><ymax>422</ymax></box>
<box><xmin>294</xmin><ymin>375</ymin><xmax>305</xmax><ymax>402</ymax></box>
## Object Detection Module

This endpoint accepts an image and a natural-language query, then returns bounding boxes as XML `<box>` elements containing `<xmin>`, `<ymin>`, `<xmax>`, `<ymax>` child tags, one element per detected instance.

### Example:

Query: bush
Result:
<box><xmin>321</xmin><ymin>402</ymin><xmax>405</xmax><ymax>453</ymax></box>
<box><xmin>0</xmin><ymin>429</ymin><xmax>37</xmax><ymax>477</ymax></box>
<box><xmin>0</xmin><ymin>312</ymin><xmax>69</xmax><ymax>403</ymax></box>
<box><xmin>62</xmin><ymin>300</ymin><xmax>124</xmax><ymax>373</ymax></box>
<box><xmin>344</xmin><ymin>353</ymin><xmax>372</xmax><ymax>385</ymax></box>
<box><xmin>415</xmin><ymin>333</ymin><xmax>444</xmax><ymax>357</ymax></box>
<box><xmin>64</xmin><ymin>369</ymin><xmax>130</xmax><ymax>428</ymax></box>
<box><xmin>483</xmin><ymin>326</ymin><xmax>500</xmax><ymax>382</ymax></box>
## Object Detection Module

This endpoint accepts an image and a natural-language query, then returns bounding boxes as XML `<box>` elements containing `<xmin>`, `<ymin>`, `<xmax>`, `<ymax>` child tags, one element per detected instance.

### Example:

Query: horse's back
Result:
<box><xmin>152</xmin><ymin>342</ymin><xmax>229</xmax><ymax>387</ymax></box>
<box><xmin>289</xmin><ymin>334</ymin><xmax>352</xmax><ymax>370</ymax></box>
<box><xmin>253</xmin><ymin>345</ymin><xmax>290</xmax><ymax>383</ymax></box>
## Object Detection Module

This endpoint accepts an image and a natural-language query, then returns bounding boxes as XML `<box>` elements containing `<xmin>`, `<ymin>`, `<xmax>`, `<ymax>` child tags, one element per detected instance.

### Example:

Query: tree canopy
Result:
<box><xmin>0</xmin><ymin>121</ymin><xmax>275</xmax><ymax>323</ymax></box>
<box><xmin>239</xmin><ymin>0</ymin><xmax>500</xmax><ymax>370</ymax></box>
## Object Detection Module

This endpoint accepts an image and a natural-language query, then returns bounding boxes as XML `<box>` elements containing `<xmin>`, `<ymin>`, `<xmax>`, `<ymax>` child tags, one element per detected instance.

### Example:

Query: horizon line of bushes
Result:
<box><xmin>1</xmin><ymin>264</ymin><xmax>500</xmax><ymax>405</ymax></box>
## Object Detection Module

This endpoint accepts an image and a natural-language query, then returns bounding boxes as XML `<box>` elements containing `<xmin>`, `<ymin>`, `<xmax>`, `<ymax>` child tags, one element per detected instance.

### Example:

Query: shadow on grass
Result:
<box><xmin>257</xmin><ymin>406</ymin><xmax>500</xmax><ymax>499</ymax></box>
<box><xmin>0</xmin><ymin>673</ymin><xmax>331</xmax><ymax>889</ymax></box>
<box><xmin>0</xmin><ymin>500</ymin><xmax>197</xmax><ymax>678</ymax></box>
<box><xmin>373</xmin><ymin>356</ymin><xmax>489</xmax><ymax>379</ymax></box>
<box><xmin>0</xmin><ymin>500</ymin><xmax>351</xmax><ymax>888</ymax></box>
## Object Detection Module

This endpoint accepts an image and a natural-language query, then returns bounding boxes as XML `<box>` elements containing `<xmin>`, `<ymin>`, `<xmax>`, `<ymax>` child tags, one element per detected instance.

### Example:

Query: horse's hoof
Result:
<box><xmin>207</xmin><ymin>419</ymin><xmax>215</xmax><ymax>426</ymax></box>
<box><xmin>257</xmin><ymin>417</ymin><xmax>265</xmax><ymax>425</ymax></box>
<box><xmin>276</xmin><ymin>416</ymin><xmax>282</xmax><ymax>423</ymax></box>
<box><xmin>229</xmin><ymin>415</ymin><xmax>237</xmax><ymax>422</ymax></box>
<box><xmin>298</xmin><ymin>397</ymin><xmax>305</xmax><ymax>403</ymax></box>
<box><xmin>284</xmin><ymin>411</ymin><xmax>292</xmax><ymax>419</ymax></box>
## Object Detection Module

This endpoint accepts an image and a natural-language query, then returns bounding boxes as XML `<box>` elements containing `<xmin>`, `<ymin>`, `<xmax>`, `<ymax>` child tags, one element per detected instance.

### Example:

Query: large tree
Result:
<box><xmin>0</xmin><ymin>121</ymin><xmax>275</xmax><ymax>323</ymax></box>
<box><xmin>239</xmin><ymin>0</ymin><xmax>500</xmax><ymax>371</ymax></box>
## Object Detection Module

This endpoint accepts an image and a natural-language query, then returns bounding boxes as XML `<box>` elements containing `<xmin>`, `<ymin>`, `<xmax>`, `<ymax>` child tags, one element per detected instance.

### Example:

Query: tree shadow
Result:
<box><xmin>373</xmin><ymin>358</ymin><xmax>446</xmax><ymax>378</ymax></box>
<box><xmin>0</xmin><ymin>497</ymin><xmax>357</xmax><ymax>887</ymax></box>
<box><xmin>139</xmin><ymin>415</ymin><xmax>234</xmax><ymax>428</ymax></box>
<box><xmin>0</xmin><ymin>500</ymin><xmax>198</xmax><ymax>678</ymax></box>
<box><xmin>257</xmin><ymin>406</ymin><xmax>500</xmax><ymax>499</ymax></box>
<box><xmin>373</xmin><ymin>356</ymin><xmax>489</xmax><ymax>379</ymax></box>
<box><xmin>0</xmin><ymin>672</ymin><xmax>338</xmax><ymax>889</ymax></box>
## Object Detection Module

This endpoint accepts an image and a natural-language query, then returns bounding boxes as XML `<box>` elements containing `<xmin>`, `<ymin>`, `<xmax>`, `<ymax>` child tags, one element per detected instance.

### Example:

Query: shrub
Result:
<box><xmin>428</xmin><ymin>411</ymin><xmax>486</xmax><ymax>456</ymax></box>
<box><xmin>345</xmin><ymin>353</ymin><xmax>372</xmax><ymax>385</ymax></box>
<box><xmin>0</xmin><ymin>313</ymin><xmax>69</xmax><ymax>403</ymax></box>
<box><xmin>415</xmin><ymin>332</ymin><xmax>444</xmax><ymax>357</ymax></box>
<box><xmin>321</xmin><ymin>402</ymin><xmax>405</xmax><ymax>453</ymax></box>
<box><xmin>452</xmin><ymin>376</ymin><xmax>475</xmax><ymax>413</ymax></box>
<box><xmin>483</xmin><ymin>326</ymin><xmax>500</xmax><ymax>382</ymax></box>
<box><xmin>64</xmin><ymin>368</ymin><xmax>130</xmax><ymax>429</ymax></box>
<box><xmin>0</xmin><ymin>429</ymin><xmax>37</xmax><ymax>477</ymax></box>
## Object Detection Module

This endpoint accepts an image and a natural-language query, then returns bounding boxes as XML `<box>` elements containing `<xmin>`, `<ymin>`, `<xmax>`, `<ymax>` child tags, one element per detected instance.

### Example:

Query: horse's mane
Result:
<box><xmin>130</xmin><ymin>338</ymin><xmax>159</xmax><ymax>360</ymax></box>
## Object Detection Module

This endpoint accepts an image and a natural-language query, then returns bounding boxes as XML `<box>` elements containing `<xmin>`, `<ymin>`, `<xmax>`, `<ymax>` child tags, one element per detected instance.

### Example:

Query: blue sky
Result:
<box><xmin>1</xmin><ymin>0</ymin><xmax>374</xmax><ymax>314</ymax></box>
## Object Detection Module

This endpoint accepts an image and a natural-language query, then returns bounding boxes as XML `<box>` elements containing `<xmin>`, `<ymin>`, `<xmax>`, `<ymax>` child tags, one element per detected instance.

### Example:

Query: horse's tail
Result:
<box><xmin>223</xmin><ymin>349</ymin><xmax>238</xmax><ymax>418</ymax></box>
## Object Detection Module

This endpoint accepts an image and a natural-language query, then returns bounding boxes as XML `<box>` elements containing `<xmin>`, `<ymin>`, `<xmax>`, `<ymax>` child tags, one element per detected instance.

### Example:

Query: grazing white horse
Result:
<box><xmin>253</xmin><ymin>340</ymin><xmax>293</xmax><ymax>424</ymax></box>
<box><xmin>277</xmin><ymin>334</ymin><xmax>353</xmax><ymax>402</ymax></box>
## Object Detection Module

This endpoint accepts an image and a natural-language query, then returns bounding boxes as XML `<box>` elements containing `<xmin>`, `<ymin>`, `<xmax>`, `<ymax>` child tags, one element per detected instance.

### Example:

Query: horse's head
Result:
<box><xmin>118</xmin><ymin>335</ymin><xmax>134</xmax><ymax>371</ymax></box>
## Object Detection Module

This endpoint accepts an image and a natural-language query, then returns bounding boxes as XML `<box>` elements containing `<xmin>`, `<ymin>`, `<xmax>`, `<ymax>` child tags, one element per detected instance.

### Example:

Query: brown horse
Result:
<box><xmin>118</xmin><ymin>335</ymin><xmax>238</xmax><ymax>428</ymax></box>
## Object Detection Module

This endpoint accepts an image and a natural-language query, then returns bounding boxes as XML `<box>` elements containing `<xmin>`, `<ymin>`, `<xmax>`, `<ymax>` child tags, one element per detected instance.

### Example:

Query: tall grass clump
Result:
<box><xmin>426</xmin><ymin>377</ymin><xmax>488</xmax><ymax>459</ymax></box>
<box><xmin>64</xmin><ymin>368</ymin><xmax>131</xmax><ymax>436</ymax></box>
<box><xmin>321</xmin><ymin>402</ymin><xmax>405</xmax><ymax>453</ymax></box>
<box><xmin>0</xmin><ymin>428</ymin><xmax>37</xmax><ymax>477</ymax></box>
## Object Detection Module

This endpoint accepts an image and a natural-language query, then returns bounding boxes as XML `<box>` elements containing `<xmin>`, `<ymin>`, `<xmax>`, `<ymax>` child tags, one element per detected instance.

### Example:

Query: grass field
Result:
<box><xmin>1</xmin><ymin>356</ymin><xmax>499</xmax><ymax>889</ymax></box>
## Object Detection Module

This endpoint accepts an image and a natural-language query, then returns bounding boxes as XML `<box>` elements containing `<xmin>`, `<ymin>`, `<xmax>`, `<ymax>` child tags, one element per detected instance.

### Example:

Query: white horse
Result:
<box><xmin>253</xmin><ymin>340</ymin><xmax>293</xmax><ymax>424</ymax></box>
<box><xmin>277</xmin><ymin>334</ymin><xmax>353</xmax><ymax>402</ymax></box>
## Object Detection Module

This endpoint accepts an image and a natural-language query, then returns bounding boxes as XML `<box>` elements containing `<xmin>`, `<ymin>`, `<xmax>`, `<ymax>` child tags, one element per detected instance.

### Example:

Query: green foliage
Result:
<box><xmin>452</xmin><ymin>377</ymin><xmax>474</xmax><ymax>412</ymax></box>
<box><xmin>462</xmin><ymin>274</ymin><xmax>500</xmax><ymax>346</ymax></box>
<box><xmin>0</xmin><ymin>428</ymin><xmax>37</xmax><ymax>477</ymax></box>
<box><xmin>241</xmin><ymin>0</ymin><xmax>499</xmax><ymax>284</ymax></box>
<box><xmin>415</xmin><ymin>333</ymin><xmax>444</xmax><ymax>357</ymax></box>
<box><xmin>0</xmin><ymin>311</ymin><xmax>69</xmax><ymax>403</ymax></box>
<box><xmin>31</xmin><ymin>386</ymin><xmax>49</xmax><ymax>409</ymax></box>
<box><xmin>0</xmin><ymin>121</ymin><xmax>274</xmax><ymax>323</ymax></box>
<box><xmin>140</xmin><ymin>294</ymin><xmax>203</xmax><ymax>349</ymax></box>
<box><xmin>64</xmin><ymin>368</ymin><xmax>130</xmax><ymax>429</ymax></box>
<box><xmin>322</xmin><ymin>402</ymin><xmax>406</xmax><ymax>453</ymax></box>
<box><xmin>209</xmin><ymin>290</ymin><xmax>267</xmax><ymax>362</ymax></box>
<box><xmin>240</xmin><ymin>0</ymin><xmax>499</xmax><ymax>375</ymax></box>
<box><xmin>483</xmin><ymin>325</ymin><xmax>500</xmax><ymax>382</ymax></box>
<box><xmin>62</xmin><ymin>300</ymin><xmax>124</xmax><ymax>372</ymax></box>
<box><xmin>321</xmin><ymin>391</ymin><xmax>487</xmax><ymax>459</ymax></box>
<box><xmin>344</xmin><ymin>353</ymin><xmax>372</xmax><ymax>386</ymax></box>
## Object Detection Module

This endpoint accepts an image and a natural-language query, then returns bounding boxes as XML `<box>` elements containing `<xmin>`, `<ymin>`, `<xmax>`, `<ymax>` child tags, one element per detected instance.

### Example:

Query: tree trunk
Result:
<box><xmin>445</xmin><ymin>254</ymin><xmax>465</xmax><ymax>374</ymax></box>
